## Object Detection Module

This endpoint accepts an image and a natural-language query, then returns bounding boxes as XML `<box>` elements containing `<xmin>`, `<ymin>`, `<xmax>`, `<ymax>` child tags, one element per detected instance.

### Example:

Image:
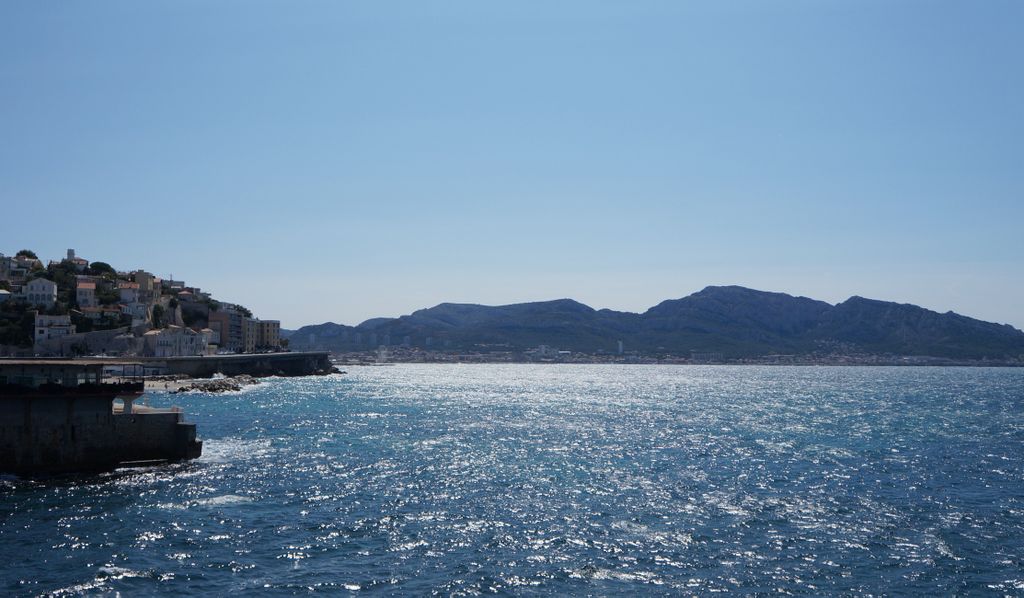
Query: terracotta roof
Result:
<box><xmin>78</xmin><ymin>281</ymin><xmax>96</xmax><ymax>290</ymax></box>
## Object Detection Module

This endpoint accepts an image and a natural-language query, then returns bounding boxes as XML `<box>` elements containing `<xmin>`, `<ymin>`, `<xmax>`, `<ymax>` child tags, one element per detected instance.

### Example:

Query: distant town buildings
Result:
<box><xmin>1</xmin><ymin>248</ymin><xmax>284</xmax><ymax>357</ymax></box>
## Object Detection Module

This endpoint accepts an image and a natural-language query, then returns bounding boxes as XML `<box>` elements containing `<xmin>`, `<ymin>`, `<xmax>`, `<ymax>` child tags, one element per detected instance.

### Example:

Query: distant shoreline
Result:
<box><xmin>334</xmin><ymin>355</ymin><xmax>1024</xmax><ymax>368</ymax></box>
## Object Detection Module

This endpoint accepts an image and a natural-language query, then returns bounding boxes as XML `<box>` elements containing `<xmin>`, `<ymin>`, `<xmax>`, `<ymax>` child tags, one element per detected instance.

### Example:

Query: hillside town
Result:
<box><xmin>0</xmin><ymin>249</ymin><xmax>282</xmax><ymax>357</ymax></box>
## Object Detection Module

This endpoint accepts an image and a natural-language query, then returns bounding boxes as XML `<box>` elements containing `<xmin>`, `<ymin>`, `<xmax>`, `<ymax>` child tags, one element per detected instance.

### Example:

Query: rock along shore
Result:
<box><xmin>171</xmin><ymin>375</ymin><xmax>260</xmax><ymax>394</ymax></box>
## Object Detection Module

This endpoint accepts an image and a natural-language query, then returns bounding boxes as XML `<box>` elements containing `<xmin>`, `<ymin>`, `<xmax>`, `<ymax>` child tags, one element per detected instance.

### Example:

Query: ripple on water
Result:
<box><xmin>1</xmin><ymin>365</ymin><xmax>1022</xmax><ymax>595</ymax></box>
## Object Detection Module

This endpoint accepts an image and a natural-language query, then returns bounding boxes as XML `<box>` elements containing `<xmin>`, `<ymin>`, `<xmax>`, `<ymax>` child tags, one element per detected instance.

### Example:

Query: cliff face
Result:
<box><xmin>287</xmin><ymin>287</ymin><xmax>1024</xmax><ymax>359</ymax></box>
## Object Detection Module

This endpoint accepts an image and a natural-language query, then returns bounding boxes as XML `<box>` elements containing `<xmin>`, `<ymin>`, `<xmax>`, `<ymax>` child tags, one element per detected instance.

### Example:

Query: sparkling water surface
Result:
<box><xmin>2</xmin><ymin>365</ymin><xmax>1023</xmax><ymax>596</ymax></box>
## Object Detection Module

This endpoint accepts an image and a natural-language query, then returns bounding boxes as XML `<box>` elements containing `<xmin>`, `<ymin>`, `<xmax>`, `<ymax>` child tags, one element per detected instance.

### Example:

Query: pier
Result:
<box><xmin>0</xmin><ymin>360</ymin><xmax>202</xmax><ymax>475</ymax></box>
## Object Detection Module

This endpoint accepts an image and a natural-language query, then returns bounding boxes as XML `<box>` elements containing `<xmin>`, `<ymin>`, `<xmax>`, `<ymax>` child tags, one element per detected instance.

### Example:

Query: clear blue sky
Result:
<box><xmin>2</xmin><ymin>1</ymin><xmax>1021</xmax><ymax>330</ymax></box>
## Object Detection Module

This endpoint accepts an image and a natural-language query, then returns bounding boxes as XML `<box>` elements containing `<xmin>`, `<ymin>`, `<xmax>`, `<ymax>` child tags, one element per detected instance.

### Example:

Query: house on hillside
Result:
<box><xmin>34</xmin><ymin>313</ymin><xmax>76</xmax><ymax>351</ymax></box>
<box><xmin>2</xmin><ymin>254</ymin><xmax>38</xmax><ymax>290</ymax></box>
<box><xmin>76</xmin><ymin>280</ymin><xmax>97</xmax><ymax>308</ymax></box>
<box><xmin>21</xmin><ymin>278</ymin><xmax>57</xmax><ymax>308</ymax></box>
<box><xmin>118</xmin><ymin>281</ymin><xmax>140</xmax><ymax>304</ymax></box>
<box><xmin>121</xmin><ymin>302</ymin><xmax>150</xmax><ymax>327</ymax></box>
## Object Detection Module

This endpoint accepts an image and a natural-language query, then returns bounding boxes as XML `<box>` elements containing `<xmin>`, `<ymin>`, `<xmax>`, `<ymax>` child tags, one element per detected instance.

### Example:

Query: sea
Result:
<box><xmin>2</xmin><ymin>365</ymin><xmax>1023</xmax><ymax>596</ymax></box>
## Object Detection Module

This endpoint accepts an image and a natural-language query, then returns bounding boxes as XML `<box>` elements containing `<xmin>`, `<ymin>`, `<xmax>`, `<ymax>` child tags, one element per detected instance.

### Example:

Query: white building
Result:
<box><xmin>142</xmin><ymin>326</ymin><xmax>208</xmax><ymax>357</ymax></box>
<box><xmin>22</xmin><ymin>278</ymin><xmax>57</xmax><ymax>308</ymax></box>
<box><xmin>121</xmin><ymin>302</ymin><xmax>150</xmax><ymax>326</ymax></box>
<box><xmin>34</xmin><ymin>313</ymin><xmax>76</xmax><ymax>347</ymax></box>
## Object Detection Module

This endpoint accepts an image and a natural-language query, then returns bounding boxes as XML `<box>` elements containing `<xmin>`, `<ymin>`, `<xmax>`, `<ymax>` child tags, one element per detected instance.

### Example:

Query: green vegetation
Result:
<box><xmin>71</xmin><ymin>312</ymin><xmax>125</xmax><ymax>333</ymax></box>
<box><xmin>87</xmin><ymin>261</ymin><xmax>116</xmax><ymax>277</ymax></box>
<box><xmin>182</xmin><ymin>308</ymin><xmax>205</xmax><ymax>328</ymax></box>
<box><xmin>15</xmin><ymin>249</ymin><xmax>37</xmax><ymax>259</ymax></box>
<box><xmin>0</xmin><ymin>301</ymin><xmax>33</xmax><ymax>347</ymax></box>
<box><xmin>97</xmin><ymin>288</ymin><xmax>119</xmax><ymax>305</ymax></box>
<box><xmin>43</xmin><ymin>262</ymin><xmax>78</xmax><ymax>308</ymax></box>
<box><xmin>151</xmin><ymin>304</ymin><xmax>166</xmax><ymax>329</ymax></box>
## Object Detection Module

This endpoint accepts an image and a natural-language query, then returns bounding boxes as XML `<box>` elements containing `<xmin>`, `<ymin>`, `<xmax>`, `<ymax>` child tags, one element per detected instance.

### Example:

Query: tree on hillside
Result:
<box><xmin>44</xmin><ymin>262</ymin><xmax>78</xmax><ymax>303</ymax></box>
<box><xmin>88</xmin><ymin>261</ymin><xmax>116</xmax><ymax>277</ymax></box>
<box><xmin>0</xmin><ymin>309</ymin><xmax>34</xmax><ymax>347</ymax></box>
<box><xmin>44</xmin><ymin>303</ymin><xmax>68</xmax><ymax>316</ymax></box>
<box><xmin>97</xmin><ymin>288</ymin><xmax>119</xmax><ymax>305</ymax></box>
<box><xmin>15</xmin><ymin>249</ymin><xmax>37</xmax><ymax>259</ymax></box>
<box><xmin>152</xmin><ymin>304</ymin><xmax>166</xmax><ymax>329</ymax></box>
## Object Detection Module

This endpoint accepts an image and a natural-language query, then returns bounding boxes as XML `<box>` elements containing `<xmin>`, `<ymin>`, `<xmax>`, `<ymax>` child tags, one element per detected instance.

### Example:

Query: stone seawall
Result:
<box><xmin>142</xmin><ymin>351</ymin><xmax>333</xmax><ymax>379</ymax></box>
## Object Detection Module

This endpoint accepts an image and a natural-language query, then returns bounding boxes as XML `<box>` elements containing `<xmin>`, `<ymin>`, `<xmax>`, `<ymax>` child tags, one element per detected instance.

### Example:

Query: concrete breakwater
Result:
<box><xmin>0</xmin><ymin>360</ymin><xmax>202</xmax><ymax>475</ymax></box>
<box><xmin>0</xmin><ymin>353</ymin><xmax>333</xmax><ymax>475</ymax></box>
<box><xmin>139</xmin><ymin>351</ymin><xmax>335</xmax><ymax>378</ymax></box>
<box><xmin>0</xmin><ymin>394</ymin><xmax>202</xmax><ymax>475</ymax></box>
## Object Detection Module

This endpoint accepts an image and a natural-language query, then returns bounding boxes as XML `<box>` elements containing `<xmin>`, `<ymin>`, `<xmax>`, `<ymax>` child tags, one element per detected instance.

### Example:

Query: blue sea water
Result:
<box><xmin>2</xmin><ymin>365</ymin><xmax>1023</xmax><ymax>596</ymax></box>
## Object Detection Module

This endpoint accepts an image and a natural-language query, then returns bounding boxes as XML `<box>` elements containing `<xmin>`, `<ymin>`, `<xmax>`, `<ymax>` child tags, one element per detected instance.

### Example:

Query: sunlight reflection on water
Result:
<box><xmin>2</xmin><ymin>365</ymin><xmax>1023</xmax><ymax>595</ymax></box>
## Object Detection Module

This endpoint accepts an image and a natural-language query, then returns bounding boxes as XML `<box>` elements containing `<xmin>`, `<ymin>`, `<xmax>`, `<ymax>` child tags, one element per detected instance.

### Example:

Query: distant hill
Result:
<box><xmin>286</xmin><ymin>286</ymin><xmax>1024</xmax><ymax>360</ymax></box>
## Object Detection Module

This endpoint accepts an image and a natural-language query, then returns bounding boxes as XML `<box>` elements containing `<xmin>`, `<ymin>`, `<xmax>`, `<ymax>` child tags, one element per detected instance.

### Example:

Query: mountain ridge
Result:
<box><xmin>285</xmin><ymin>286</ymin><xmax>1024</xmax><ymax>360</ymax></box>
